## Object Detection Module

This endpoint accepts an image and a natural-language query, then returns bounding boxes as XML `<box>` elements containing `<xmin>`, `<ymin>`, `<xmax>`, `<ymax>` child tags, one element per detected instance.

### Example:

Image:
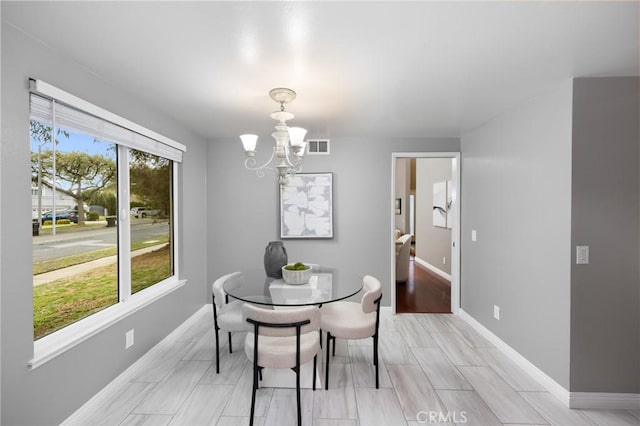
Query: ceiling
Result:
<box><xmin>3</xmin><ymin>1</ymin><xmax>638</xmax><ymax>140</ymax></box>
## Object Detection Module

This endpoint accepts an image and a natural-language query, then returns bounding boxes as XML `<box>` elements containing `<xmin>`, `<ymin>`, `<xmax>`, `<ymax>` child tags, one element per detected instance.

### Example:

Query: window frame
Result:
<box><xmin>29</xmin><ymin>81</ymin><xmax>185</xmax><ymax>369</ymax></box>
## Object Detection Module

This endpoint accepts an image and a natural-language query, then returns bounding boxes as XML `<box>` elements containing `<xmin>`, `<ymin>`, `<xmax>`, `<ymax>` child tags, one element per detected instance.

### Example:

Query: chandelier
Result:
<box><xmin>240</xmin><ymin>88</ymin><xmax>307</xmax><ymax>187</ymax></box>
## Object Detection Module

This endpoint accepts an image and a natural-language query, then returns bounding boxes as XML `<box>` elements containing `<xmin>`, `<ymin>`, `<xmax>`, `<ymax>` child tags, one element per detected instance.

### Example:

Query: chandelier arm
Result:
<box><xmin>244</xmin><ymin>147</ymin><xmax>278</xmax><ymax>174</ymax></box>
<box><xmin>283</xmin><ymin>148</ymin><xmax>302</xmax><ymax>169</ymax></box>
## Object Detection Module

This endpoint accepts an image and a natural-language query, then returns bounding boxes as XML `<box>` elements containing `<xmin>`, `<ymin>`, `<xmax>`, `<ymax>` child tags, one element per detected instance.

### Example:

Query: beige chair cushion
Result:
<box><xmin>242</xmin><ymin>304</ymin><xmax>320</xmax><ymax>337</ymax></box>
<box><xmin>212</xmin><ymin>272</ymin><xmax>243</xmax><ymax>309</ymax></box>
<box><xmin>320</xmin><ymin>301</ymin><xmax>377</xmax><ymax>339</ymax></box>
<box><xmin>361</xmin><ymin>275</ymin><xmax>382</xmax><ymax>314</ymax></box>
<box><xmin>217</xmin><ymin>300</ymin><xmax>247</xmax><ymax>332</ymax></box>
<box><xmin>242</xmin><ymin>304</ymin><xmax>321</xmax><ymax>369</ymax></box>
<box><xmin>244</xmin><ymin>332</ymin><xmax>320</xmax><ymax>369</ymax></box>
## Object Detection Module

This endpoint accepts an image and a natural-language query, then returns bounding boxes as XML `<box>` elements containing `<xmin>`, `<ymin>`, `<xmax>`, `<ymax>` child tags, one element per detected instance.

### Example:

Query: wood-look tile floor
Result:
<box><xmin>63</xmin><ymin>307</ymin><xmax>640</xmax><ymax>426</ymax></box>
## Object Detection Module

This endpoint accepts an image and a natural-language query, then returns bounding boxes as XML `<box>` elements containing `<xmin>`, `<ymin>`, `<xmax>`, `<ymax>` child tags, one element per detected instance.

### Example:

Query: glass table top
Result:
<box><xmin>222</xmin><ymin>266</ymin><xmax>364</xmax><ymax>307</ymax></box>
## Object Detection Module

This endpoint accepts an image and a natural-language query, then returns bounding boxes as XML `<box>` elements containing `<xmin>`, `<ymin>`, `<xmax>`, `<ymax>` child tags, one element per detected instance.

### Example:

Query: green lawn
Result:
<box><xmin>33</xmin><ymin>245</ymin><xmax>172</xmax><ymax>340</ymax></box>
<box><xmin>33</xmin><ymin>237</ymin><xmax>170</xmax><ymax>275</ymax></box>
<box><xmin>33</xmin><ymin>247</ymin><xmax>116</xmax><ymax>275</ymax></box>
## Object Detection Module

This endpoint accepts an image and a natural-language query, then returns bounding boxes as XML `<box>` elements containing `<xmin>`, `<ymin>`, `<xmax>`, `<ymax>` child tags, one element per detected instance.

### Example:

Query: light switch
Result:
<box><xmin>576</xmin><ymin>246</ymin><xmax>589</xmax><ymax>264</ymax></box>
<box><xmin>471</xmin><ymin>230</ymin><xmax>477</xmax><ymax>242</ymax></box>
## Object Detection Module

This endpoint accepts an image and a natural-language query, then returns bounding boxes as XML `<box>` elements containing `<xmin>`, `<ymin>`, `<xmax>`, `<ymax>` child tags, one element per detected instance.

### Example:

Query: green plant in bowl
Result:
<box><xmin>284</xmin><ymin>262</ymin><xmax>309</xmax><ymax>271</ymax></box>
<box><xmin>282</xmin><ymin>262</ymin><xmax>312</xmax><ymax>285</ymax></box>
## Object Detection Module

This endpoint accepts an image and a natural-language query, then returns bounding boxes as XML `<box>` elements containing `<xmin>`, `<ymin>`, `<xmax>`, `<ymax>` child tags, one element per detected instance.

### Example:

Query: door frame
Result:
<box><xmin>390</xmin><ymin>152</ymin><xmax>461</xmax><ymax>315</ymax></box>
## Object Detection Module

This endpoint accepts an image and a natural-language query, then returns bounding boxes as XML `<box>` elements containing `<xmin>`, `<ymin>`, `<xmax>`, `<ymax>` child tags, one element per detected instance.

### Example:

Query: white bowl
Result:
<box><xmin>281</xmin><ymin>265</ymin><xmax>312</xmax><ymax>285</ymax></box>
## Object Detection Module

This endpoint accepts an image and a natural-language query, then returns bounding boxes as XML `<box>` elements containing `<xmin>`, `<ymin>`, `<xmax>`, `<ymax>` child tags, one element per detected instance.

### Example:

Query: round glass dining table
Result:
<box><xmin>222</xmin><ymin>265</ymin><xmax>364</xmax><ymax>307</ymax></box>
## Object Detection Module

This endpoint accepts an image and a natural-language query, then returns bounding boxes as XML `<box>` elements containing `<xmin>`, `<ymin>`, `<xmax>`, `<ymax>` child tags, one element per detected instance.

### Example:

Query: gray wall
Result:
<box><xmin>460</xmin><ymin>81</ymin><xmax>574</xmax><ymax>388</ymax></box>
<box><xmin>415</xmin><ymin>158</ymin><xmax>452</xmax><ymax>275</ymax></box>
<box><xmin>207</xmin><ymin>137</ymin><xmax>460</xmax><ymax>305</ymax></box>
<box><xmin>0</xmin><ymin>5</ymin><xmax>3</xmax><ymax>424</ymax></box>
<box><xmin>570</xmin><ymin>77</ymin><xmax>640</xmax><ymax>393</ymax></box>
<box><xmin>0</xmin><ymin>7</ymin><xmax>3</xmax><ymax>424</ymax></box>
<box><xmin>1</xmin><ymin>23</ymin><xmax>208</xmax><ymax>425</ymax></box>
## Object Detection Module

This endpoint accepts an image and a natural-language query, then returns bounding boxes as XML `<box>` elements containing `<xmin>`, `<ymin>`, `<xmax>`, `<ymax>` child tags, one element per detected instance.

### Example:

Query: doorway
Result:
<box><xmin>391</xmin><ymin>152</ymin><xmax>460</xmax><ymax>314</ymax></box>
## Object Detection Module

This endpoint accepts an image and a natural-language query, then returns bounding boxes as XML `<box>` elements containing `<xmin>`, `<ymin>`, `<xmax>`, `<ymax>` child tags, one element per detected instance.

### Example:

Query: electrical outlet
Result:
<box><xmin>493</xmin><ymin>305</ymin><xmax>500</xmax><ymax>320</ymax></box>
<box><xmin>472</xmin><ymin>230</ymin><xmax>477</xmax><ymax>242</ymax></box>
<box><xmin>442</xmin><ymin>257</ymin><xmax>446</xmax><ymax>265</ymax></box>
<box><xmin>125</xmin><ymin>329</ymin><xmax>134</xmax><ymax>349</ymax></box>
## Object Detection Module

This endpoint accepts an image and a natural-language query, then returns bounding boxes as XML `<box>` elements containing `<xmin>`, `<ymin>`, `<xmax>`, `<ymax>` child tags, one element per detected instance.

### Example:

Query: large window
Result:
<box><xmin>30</xmin><ymin>83</ymin><xmax>184</xmax><ymax>343</ymax></box>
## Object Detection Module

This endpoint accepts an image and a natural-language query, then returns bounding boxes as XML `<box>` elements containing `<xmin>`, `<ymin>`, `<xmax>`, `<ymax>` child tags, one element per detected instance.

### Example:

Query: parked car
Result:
<box><xmin>130</xmin><ymin>207</ymin><xmax>160</xmax><ymax>218</ymax></box>
<box><xmin>41</xmin><ymin>210</ymin><xmax>81</xmax><ymax>224</ymax></box>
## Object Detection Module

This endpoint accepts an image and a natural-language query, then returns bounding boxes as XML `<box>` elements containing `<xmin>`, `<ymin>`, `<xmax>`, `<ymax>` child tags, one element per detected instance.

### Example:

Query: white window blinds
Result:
<box><xmin>29</xmin><ymin>79</ymin><xmax>185</xmax><ymax>162</ymax></box>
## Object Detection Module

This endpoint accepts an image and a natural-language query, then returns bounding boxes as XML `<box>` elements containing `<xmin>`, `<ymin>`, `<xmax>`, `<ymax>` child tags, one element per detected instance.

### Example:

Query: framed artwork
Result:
<box><xmin>395</xmin><ymin>198</ymin><xmax>402</xmax><ymax>215</ymax></box>
<box><xmin>433</xmin><ymin>181</ymin><xmax>447</xmax><ymax>228</ymax></box>
<box><xmin>280</xmin><ymin>172</ymin><xmax>333</xmax><ymax>239</ymax></box>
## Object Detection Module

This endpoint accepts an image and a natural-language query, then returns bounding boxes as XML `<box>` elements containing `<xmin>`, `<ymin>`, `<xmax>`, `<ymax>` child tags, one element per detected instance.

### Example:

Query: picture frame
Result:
<box><xmin>280</xmin><ymin>172</ymin><xmax>333</xmax><ymax>239</ymax></box>
<box><xmin>395</xmin><ymin>198</ymin><xmax>402</xmax><ymax>215</ymax></box>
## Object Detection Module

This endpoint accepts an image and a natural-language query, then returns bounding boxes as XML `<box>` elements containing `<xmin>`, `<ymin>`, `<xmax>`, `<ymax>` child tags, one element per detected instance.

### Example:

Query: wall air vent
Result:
<box><xmin>307</xmin><ymin>139</ymin><xmax>330</xmax><ymax>155</ymax></box>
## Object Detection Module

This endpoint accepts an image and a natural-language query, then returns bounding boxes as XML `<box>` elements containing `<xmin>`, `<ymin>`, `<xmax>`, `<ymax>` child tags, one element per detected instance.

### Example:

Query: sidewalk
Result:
<box><xmin>33</xmin><ymin>243</ymin><xmax>168</xmax><ymax>286</ymax></box>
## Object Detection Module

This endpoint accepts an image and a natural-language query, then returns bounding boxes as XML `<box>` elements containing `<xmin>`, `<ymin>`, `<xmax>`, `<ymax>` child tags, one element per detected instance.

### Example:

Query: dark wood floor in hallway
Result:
<box><xmin>396</xmin><ymin>255</ymin><xmax>451</xmax><ymax>313</ymax></box>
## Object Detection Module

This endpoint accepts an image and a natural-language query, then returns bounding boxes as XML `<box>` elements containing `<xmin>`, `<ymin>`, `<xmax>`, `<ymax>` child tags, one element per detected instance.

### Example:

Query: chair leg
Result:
<box><xmin>258</xmin><ymin>367</ymin><xmax>263</xmax><ymax>382</ymax></box>
<box><xmin>228</xmin><ymin>332</ymin><xmax>233</xmax><ymax>354</ymax></box>
<box><xmin>319</xmin><ymin>329</ymin><xmax>323</xmax><ymax>348</ymax></box>
<box><xmin>312</xmin><ymin>354</ymin><xmax>317</xmax><ymax>391</ymax></box>
<box><xmin>332</xmin><ymin>335</ymin><xmax>336</xmax><ymax>357</ymax></box>
<box><xmin>250</xmin><ymin>327</ymin><xmax>259</xmax><ymax>426</ymax></box>
<box><xmin>325</xmin><ymin>332</ymin><xmax>331</xmax><ymax>390</ymax></box>
<box><xmin>214</xmin><ymin>327</ymin><xmax>220</xmax><ymax>374</ymax></box>
<box><xmin>373</xmin><ymin>333</ymin><xmax>379</xmax><ymax>389</ymax></box>
<box><xmin>372</xmin><ymin>335</ymin><xmax>377</xmax><ymax>366</ymax></box>
<box><xmin>249</xmin><ymin>360</ymin><xmax>258</xmax><ymax>426</ymax></box>
<box><xmin>296</xmin><ymin>363</ymin><xmax>302</xmax><ymax>426</ymax></box>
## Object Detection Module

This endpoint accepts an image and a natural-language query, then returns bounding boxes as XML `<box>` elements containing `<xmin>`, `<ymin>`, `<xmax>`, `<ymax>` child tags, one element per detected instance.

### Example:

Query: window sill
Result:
<box><xmin>30</xmin><ymin>277</ymin><xmax>186</xmax><ymax>370</ymax></box>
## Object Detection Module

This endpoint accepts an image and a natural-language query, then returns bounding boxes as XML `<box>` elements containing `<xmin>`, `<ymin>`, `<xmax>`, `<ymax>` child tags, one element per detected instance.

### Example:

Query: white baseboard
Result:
<box><xmin>458</xmin><ymin>309</ymin><xmax>570</xmax><ymax>406</ymax></box>
<box><xmin>458</xmin><ymin>309</ymin><xmax>640</xmax><ymax>410</ymax></box>
<box><xmin>414</xmin><ymin>257</ymin><xmax>451</xmax><ymax>281</ymax></box>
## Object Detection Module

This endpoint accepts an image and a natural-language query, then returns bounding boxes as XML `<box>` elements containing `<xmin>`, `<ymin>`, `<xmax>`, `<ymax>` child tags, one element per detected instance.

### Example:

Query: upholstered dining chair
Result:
<box><xmin>243</xmin><ymin>304</ymin><xmax>321</xmax><ymax>426</ymax></box>
<box><xmin>211</xmin><ymin>272</ymin><xmax>246</xmax><ymax>374</ymax></box>
<box><xmin>320</xmin><ymin>275</ymin><xmax>382</xmax><ymax>389</ymax></box>
<box><xmin>395</xmin><ymin>233</ymin><xmax>412</xmax><ymax>283</ymax></box>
